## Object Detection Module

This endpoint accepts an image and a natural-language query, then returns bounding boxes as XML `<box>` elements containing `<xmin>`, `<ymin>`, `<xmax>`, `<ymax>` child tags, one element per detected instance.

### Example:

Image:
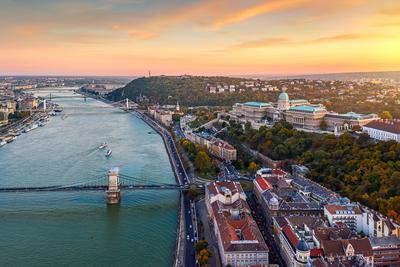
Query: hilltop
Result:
<box><xmin>107</xmin><ymin>76</ymin><xmax>282</xmax><ymax>107</ymax></box>
<box><xmin>108</xmin><ymin>75</ymin><xmax>400</xmax><ymax>117</ymax></box>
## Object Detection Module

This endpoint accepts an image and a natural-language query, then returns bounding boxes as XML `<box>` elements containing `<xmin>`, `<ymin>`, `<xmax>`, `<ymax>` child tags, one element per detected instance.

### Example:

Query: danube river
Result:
<box><xmin>0</xmin><ymin>91</ymin><xmax>178</xmax><ymax>267</ymax></box>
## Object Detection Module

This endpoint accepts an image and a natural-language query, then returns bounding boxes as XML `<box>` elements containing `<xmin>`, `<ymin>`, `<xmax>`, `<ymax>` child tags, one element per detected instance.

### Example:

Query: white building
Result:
<box><xmin>363</xmin><ymin>119</ymin><xmax>400</xmax><ymax>142</ymax></box>
<box><xmin>324</xmin><ymin>204</ymin><xmax>363</xmax><ymax>232</ymax></box>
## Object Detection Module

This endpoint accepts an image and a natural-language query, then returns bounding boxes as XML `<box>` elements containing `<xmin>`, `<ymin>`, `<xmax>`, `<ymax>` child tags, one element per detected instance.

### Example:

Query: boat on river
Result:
<box><xmin>99</xmin><ymin>142</ymin><xmax>107</xmax><ymax>149</ymax></box>
<box><xmin>105</xmin><ymin>149</ymin><xmax>112</xmax><ymax>157</ymax></box>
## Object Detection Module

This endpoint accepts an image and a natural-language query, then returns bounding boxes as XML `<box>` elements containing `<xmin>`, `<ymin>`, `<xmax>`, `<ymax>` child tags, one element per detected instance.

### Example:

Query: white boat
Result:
<box><xmin>105</xmin><ymin>149</ymin><xmax>112</xmax><ymax>157</ymax></box>
<box><xmin>0</xmin><ymin>140</ymin><xmax>6</xmax><ymax>147</ymax></box>
<box><xmin>30</xmin><ymin>124</ymin><xmax>38</xmax><ymax>130</ymax></box>
<box><xmin>99</xmin><ymin>142</ymin><xmax>107</xmax><ymax>149</ymax></box>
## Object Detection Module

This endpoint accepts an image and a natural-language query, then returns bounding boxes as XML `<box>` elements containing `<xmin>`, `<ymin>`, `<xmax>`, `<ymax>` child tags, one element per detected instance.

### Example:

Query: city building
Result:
<box><xmin>363</xmin><ymin>119</ymin><xmax>400</xmax><ymax>142</ymax></box>
<box><xmin>324</xmin><ymin>204</ymin><xmax>363</xmax><ymax>232</ymax></box>
<box><xmin>253</xmin><ymin>174</ymin><xmax>324</xmax><ymax>229</ymax></box>
<box><xmin>231</xmin><ymin>101</ymin><xmax>274</xmax><ymax>122</ymax></box>
<box><xmin>273</xmin><ymin>216</ymin><xmax>327</xmax><ymax>267</ymax></box>
<box><xmin>205</xmin><ymin>181</ymin><xmax>269</xmax><ymax>266</ymax></box>
<box><xmin>18</xmin><ymin>97</ymin><xmax>38</xmax><ymax>110</ymax></box>
<box><xmin>369</xmin><ymin>236</ymin><xmax>400</xmax><ymax>266</ymax></box>
<box><xmin>148</xmin><ymin>106</ymin><xmax>173</xmax><ymax>126</ymax></box>
<box><xmin>285</xmin><ymin>104</ymin><xmax>328</xmax><ymax>131</ymax></box>
<box><xmin>324</xmin><ymin>112</ymin><xmax>378</xmax><ymax>133</ymax></box>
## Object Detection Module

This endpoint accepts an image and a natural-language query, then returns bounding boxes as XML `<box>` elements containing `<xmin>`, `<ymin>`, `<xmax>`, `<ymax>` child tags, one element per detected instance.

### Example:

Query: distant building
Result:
<box><xmin>18</xmin><ymin>97</ymin><xmax>37</xmax><ymax>110</ymax></box>
<box><xmin>184</xmin><ymin>130</ymin><xmax>237</xmax><ymax>161</ymax></box>
<box><xmin>148</xmin><ymin>106</ymin><xmax>173</xmax><ymax>126</ymax></box>
<box><xmin>205</xmin><ymin>181</ymin><xmax>269</xmax><ymax>266</ymax></box>
<box><xmin>363</xmin><ymin>119</ymin><xmax>400</xmax><ymax>142</ymax></box>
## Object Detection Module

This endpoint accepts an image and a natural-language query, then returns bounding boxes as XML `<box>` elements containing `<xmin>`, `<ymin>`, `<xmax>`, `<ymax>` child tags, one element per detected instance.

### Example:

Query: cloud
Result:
<box><xmin>13</xmin><ymin>25</ymin><xmax>44</xmax><ymax>37</ymax></box>
<box><xmin>378</xmin><ymin>7</ymin><xmax>400</xmax><ymax>16</ymax></box>
<box><xmin>309</xmin><ymin>33</ymin><xmax>384</xmax><ymax>43</ymax></box>
<box><xmin>206</xmin><ymin>0</ymin><xmax>311</xmax><ymax>29</ymax></box>
<box><xmin>226</xmin><ymin>32</ymin><xmax>388</xmax><ymax>51</ymax></box>
<box><xmin>230</xmin><ymin>37</ymin><xmax>291</xmax><ymax>50</ymax></box>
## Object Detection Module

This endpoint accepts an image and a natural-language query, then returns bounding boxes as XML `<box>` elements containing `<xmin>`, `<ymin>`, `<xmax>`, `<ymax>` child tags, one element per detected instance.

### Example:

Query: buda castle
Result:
<box><xmin>228</xmin><ymin>89</ymin><xmax>378</xmax><ymax>133</ymax></box>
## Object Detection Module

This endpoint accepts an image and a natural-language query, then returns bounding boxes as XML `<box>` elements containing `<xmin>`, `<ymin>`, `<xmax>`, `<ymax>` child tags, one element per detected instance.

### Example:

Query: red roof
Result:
<box><xmin>255</xmin><ymin>176</ymin><xmax>272</xmax><ymax>191</ymax></box>
<box><xmin>282</xmin><ymin>224</ymin><xmax>299</xmax><ymax>248</ymax></box>
<box><xmin>310</xmin><ymin>248</ymin><xmax>324</xmax><ymax>257</ymax></box>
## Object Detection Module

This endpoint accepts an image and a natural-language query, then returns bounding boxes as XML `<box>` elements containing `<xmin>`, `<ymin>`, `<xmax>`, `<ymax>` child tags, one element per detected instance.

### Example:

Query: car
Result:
<box><xmin>189</xmin><ymin>225</ymin><xmax>192</xmax><ymax>229</ymax></box>
<box><xmin>191</xmin><ymin>238</ymin><xmax>194</xmax><ymax>243</ymax></box>
<box><xmin>186</xmin><ymin>235</ymin><xmax>190</xmax><ymax>240</ymax></box>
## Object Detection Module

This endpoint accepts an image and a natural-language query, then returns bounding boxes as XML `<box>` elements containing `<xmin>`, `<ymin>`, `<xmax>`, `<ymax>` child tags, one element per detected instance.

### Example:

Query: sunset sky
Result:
<box><xmin>1</xmin><ymin>0</ymin><xmax>400</xmax><ymax>76</ymax></box>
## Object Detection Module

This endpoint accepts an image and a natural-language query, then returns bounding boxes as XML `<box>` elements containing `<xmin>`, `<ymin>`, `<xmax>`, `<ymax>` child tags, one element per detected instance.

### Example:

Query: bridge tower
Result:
<box><xmin>106</xmin><ymin>167</ymin><xmax>121</xmax><ymax>204</ymax></box>
<box><xmin>126</xmin><ymin>98</ymin><xmax>129</xmax><ymax>110</ymax></box>
<box><xmin>43</xmin><ymin>99</ymin><xmax>46</xmax><ymax>112</ymax></box>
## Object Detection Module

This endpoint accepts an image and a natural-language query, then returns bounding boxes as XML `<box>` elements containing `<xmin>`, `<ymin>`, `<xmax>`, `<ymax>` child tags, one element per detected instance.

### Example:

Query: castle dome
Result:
<box><xmin>278</xmin><ymin>89</ymin><xmax>289</xmax><ymax>101</ymax></box>
<box><xmin>296</xmin><ymin>239</ymin><xmax>310</xmax><ymax>252</ymax></box>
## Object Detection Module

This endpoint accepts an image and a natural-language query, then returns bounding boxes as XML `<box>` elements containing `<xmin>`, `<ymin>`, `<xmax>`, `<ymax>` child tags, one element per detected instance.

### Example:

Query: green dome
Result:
<box><xmin>278</xmin><ymin>91</ymin><xmax>289</xmax><ymax>101</ymax></box>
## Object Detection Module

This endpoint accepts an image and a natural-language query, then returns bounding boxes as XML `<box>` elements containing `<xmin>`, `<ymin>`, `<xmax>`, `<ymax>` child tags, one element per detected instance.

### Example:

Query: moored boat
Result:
<box><xmin>0</xmin><ymin>140</ymin><xmax>6</xmax><ymax>147</ymax></box>
<box><xmin>105</xmin><ymin>149</ymin><xmax>112</xmax><ymax>157</ymax></box>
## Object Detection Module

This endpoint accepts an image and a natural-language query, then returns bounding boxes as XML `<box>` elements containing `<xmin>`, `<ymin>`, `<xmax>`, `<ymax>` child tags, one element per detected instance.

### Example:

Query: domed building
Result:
<box><xmin>295</xmin><ymin>239</ymin><xmax>310</xmax><ymax>266</ymax></box>
<box><xmin>277</xmin><ymin>88</ymin><xmax>290</xmax><ymax>111</ymax></box>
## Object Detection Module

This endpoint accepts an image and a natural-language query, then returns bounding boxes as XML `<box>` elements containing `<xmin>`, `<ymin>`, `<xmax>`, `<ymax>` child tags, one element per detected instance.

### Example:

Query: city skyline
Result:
<box><xmin>1</xmin><ymin>0</ymin><xmax>400</xmax><ymax>76</ymax></box>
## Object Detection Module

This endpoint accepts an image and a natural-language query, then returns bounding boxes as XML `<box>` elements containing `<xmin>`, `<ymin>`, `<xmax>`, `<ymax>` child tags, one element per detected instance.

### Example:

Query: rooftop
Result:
<box><xmin>243</xmin><ymin>101</ymin><xmax>272</xmax><ymax>108</ymax></box>
<box><xmin>364</xmin><ymin>119</ymin><xmax>400</xmax><ymax>134</ymax></box>
<box><xmin>369</xmin><ymin>236</ymin><xmax>400</xmax><ymax>248</ymax></box>
<box><xmin>288</xmin><ymin>104</ymin><xmax>327</xmax><ymax>113</ymax></box>
<box><xmin>325</xmin><ymin>204</ymin><xmax>362</xmax><ymax>215</ymax></box>
<box><xmin>326</xmin><ymin>111</ymin><xmax>378</xmax><ymax>120</ymax></box>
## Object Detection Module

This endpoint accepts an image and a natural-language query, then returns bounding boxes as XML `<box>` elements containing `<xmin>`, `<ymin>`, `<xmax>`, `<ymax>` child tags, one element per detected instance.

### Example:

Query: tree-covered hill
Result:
<box><xmin>107</xmin><ymin>76</ymin><xmax>281</xmax><ymax>106</ymax></box>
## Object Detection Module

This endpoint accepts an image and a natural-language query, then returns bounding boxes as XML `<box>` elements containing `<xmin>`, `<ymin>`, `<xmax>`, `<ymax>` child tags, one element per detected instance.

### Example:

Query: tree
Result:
<box><xmin>197</xmin><ymin>249</ymin><xmax>212</xmax><ymax>266</ymax></box>
<box><xmin>248</xmin><ymin>161</ymin><xmax>259</xmax><ymax>173</ymax></box>
<box><xmin>188</xmin><ymin>186</ymin><xmax>199</xmax><ymax>201</ymax></box>
<box><xmin>194</xmin><ymin>151</ymin><xmax>211</xmax><ymax>173</ymax></box>
<box><xmin>380</xmin><ymin>111</ymin><xmax>393</xmax><ymax>120</ymax></box>
<box><xmin>195</xmin><ymin>239</ymin><xmax>208</xmax><ymax>253</ymax></box>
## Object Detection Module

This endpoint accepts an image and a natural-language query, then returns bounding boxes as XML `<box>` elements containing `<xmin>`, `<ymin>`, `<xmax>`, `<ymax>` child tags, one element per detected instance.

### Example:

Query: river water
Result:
<box><xmin>0</xmin><ymin>91</ymin><xmax>178</xmax><ymax>267</ymax></box>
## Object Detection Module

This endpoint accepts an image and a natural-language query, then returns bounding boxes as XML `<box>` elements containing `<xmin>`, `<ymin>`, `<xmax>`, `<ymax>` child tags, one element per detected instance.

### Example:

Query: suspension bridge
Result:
<box><xmin>0</xmin><ymin>168</ymin><xmax>201</xmax><ymax>204</ymax></box>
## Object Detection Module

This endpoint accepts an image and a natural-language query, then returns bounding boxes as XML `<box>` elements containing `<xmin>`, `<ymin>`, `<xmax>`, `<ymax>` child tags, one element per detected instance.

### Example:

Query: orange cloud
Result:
<box><xmin>378</xmin><ymin>7</ymin><xmax>400</xmax><ymax>16</ymax></box>
<box><xmin>230</xmin><ymin>37</ymin><xmax>291</xmax><ymax>50</ymax></box>
<box><xmin>227</xmin><ymin>32</ymin><xmax>389</xmax><ymax>51</ymax></box>
<box><xmin>309</xmin><ymin>33</ymin><xmax>385</xmax><ymax>43</ymax></box>
<box><xmin>207</xmin><ymin>0</ymin><xmax>310</xmax><ymax>29</ymax></box>
<box><xmin>13</xmin><ymin>25</ymin><xmax>44</xmax><ymax>37</ymax></box>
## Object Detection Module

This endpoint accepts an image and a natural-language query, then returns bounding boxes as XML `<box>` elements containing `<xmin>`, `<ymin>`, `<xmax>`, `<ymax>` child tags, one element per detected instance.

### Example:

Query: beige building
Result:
<box><xmin>206</xmin><ymin>181</ymin><xmax>269</xmax><ymax>267</ymax></box>
<box><xmin>148</xmin><ymin>106</ymin><xmax>173</xmax><ymax>126</ymax></box>
<box><xmin>285</xmin><ymin>104</ymin><xmax>328</xmax><ymax>131</ymax></box>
